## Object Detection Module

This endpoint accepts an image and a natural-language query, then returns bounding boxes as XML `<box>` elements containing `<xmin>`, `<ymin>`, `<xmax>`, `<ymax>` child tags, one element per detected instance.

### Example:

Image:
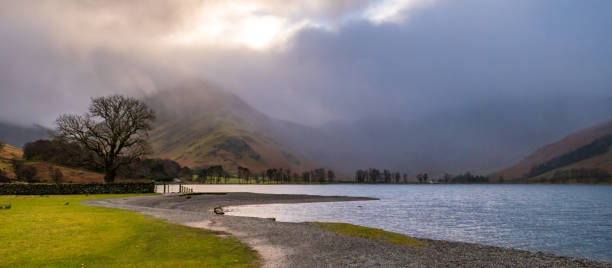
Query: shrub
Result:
<box><xmin>23</xmin><ymin>139</ymin><xmax>98</xmax><ymax>171</ymax></box>
<box><xmin>122</xmin><ymin>158</ymin><xmax>182</xmax><ymax>181</ymax></box>
<box><xmin>0</xmin><ymin>169</ymin><xmax>10</xmax><ymax>183</ymax></box>
<box><xmin>14</xmin><ymin>162</ymin><xmax>37</xmax><ymax>182</ymax></box>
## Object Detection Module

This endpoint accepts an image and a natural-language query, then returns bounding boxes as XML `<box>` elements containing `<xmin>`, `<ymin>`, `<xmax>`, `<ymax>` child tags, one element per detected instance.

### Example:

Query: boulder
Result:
<box><xmin>213</xmin><ymin>207</ymin><xmax>224</xmax><ymax>215</ymax></box>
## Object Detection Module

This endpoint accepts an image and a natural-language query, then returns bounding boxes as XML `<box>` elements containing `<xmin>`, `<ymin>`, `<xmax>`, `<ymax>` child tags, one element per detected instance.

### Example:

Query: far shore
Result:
<box><xmin>86</xmin><ymin>193</ymin><xmax>611</xmax><ymax>268</ymax></box>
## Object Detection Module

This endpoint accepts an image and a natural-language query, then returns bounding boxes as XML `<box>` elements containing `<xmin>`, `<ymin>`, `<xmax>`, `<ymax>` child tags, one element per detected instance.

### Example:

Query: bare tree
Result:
<box><xmin>56</xmin><ymin>95</ymin><xmax>155</xmax><ymax>183</ymax></box>
<box><xmin>0</xmin><ymin>140</ymin><xmax>5</xmax><ymax>151</ymax></box>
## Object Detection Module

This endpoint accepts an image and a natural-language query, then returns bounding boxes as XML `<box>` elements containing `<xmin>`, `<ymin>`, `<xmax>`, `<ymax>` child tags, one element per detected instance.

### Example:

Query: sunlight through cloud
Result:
<box><xmin>163</xmin><ymin>2</ymin><xmax>318</xmax><ymax>50</ymax></box>
<box><xmin>365</xmin><ymin>0</ymin><xmax>436</xmax><ymax>23</ymax></box>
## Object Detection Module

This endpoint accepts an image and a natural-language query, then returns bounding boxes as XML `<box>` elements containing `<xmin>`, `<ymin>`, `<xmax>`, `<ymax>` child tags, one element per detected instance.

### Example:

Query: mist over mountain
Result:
<box><xmin>1</xmin><ymin>1</ymin><xmax>611</xmax><ymax>178</ymax></box>
<box><xmin>143</xmin><ymin>81</ymin><xmax>319</xmax><ymax>173</ymax></box>
<box><xmin>0</xmin><ymin>121</ymin><xmax>52</xmax><ymax>148</ymax></box>
<box><xmin>3</xmin><ymin>80</ymin><xmax>610</xmax><ymax>179</ymax></box>
<box><xmin>270</xmin><ymin>95</ymin><xmax>612</xmax><ymax>176</ymax></box>
<box><xmin>139</xmin><ymin>82</ymin><xmax>612</xmax><ymax>178</ymax></box>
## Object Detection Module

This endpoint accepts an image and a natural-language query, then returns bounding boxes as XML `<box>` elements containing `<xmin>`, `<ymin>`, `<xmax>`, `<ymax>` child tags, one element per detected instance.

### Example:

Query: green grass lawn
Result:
<box><xmin>311</xmin><ymin>222</ymin><xmax>427</xmax><ymax>247</ymax></box>
<box><xmin>0</xmin><ymin>194</ymin><xmax>260</xmax><ymax>267</ymax></box>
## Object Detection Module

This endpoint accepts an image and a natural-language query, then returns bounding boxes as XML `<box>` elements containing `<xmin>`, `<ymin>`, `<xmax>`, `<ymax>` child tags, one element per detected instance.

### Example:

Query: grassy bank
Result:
<box><xmin>0</xmin><ymin>194</ymin><xmax>260</xmax><ymax>267</ymax></box>
<box><xmin>312</xmin><ymin>222</ymin><xmax>427</xmax><ymax>246</ymax></box>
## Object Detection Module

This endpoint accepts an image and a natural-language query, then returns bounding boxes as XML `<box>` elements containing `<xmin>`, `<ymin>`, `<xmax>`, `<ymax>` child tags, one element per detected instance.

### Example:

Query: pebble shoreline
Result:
<box><xmin>85</xmin><ymin>193</ymin><xmax>611</xmax><ymax>268</ymax></box>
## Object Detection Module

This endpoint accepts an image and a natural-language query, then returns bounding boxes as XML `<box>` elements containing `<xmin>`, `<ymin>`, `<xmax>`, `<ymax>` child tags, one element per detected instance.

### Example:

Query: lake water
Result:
<box><xmin>158</xmin><ymin>184</ymin><xmax>612</xmax><ymax>262</ymax></box>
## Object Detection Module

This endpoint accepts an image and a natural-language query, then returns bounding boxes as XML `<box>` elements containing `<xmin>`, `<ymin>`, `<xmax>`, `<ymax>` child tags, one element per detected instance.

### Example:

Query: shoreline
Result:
<box><xmin>85</xmin><ymin>193</ymin><xmax>611</xmax><ymax>267</ymax></box>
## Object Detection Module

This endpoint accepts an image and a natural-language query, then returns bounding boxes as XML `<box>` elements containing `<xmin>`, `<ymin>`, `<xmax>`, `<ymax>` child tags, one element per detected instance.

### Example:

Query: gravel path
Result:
<box><xmin>85</xmin><ymin>193</ymin><xmax>611</xmax><ymax>268</ymax></box>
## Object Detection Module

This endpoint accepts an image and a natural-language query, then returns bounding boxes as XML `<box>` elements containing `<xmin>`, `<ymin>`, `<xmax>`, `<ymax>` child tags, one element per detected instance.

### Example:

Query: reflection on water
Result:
<box><xmin>158</xmin><ymin>184</ymin><xmax>612</xmax><ymax>261</ymax></box>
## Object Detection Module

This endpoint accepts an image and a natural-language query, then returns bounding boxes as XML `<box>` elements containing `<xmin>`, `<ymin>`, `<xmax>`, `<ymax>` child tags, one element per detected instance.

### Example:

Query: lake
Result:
<box><xmin>158</xmin><ymin>184</ymin><xmax>612</xmax><ymax>262</ymax></box>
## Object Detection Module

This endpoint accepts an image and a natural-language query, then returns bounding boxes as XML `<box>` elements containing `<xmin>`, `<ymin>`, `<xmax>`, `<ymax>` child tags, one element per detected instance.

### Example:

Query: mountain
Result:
<box><xmin>268</xmin><ymin>97</ymin><xmax>612</xmax><ymax>177</ymax></box>
<box><xmin>490</xmin><ymin>120</ymin><xmax>612</xmax><ymax>182</ymax></box>
<box><xmin>145</xmin><ymin>81</ymin><xmax>319</xmax><ymax>174</ymax></box>
<box><xmin>0</xmin><ymin>121</ymin><xmax>52</xmax><ymax>148</ymax></box>
<box><xmin>3</xmin><ymin>81</ymin><xmax>609</xmax><ymax>181</ymax></box>
<box><xmin>144</xmin><ymin>82</ymin><xmax>612</xmax><ymax>180</ymax></box>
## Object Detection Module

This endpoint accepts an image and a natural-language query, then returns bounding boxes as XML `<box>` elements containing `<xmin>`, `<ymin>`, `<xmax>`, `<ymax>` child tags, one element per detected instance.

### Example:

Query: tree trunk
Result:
<box><xmin>104</xmin><ymin>168</ymin><xmax>117</xmax><ymax>183</ymax></box>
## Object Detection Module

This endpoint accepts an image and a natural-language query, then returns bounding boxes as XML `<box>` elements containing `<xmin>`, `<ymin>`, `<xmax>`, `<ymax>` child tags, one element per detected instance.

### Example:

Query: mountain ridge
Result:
<box><xmin>145</xmin><ymin>81</ymin><xmax>320</xmax><ymax>174</ymax></box>
<box><xmin>490</xmin><ymin>120</ymin><xmax>612</xmax><ymax>181</ymax></box>
<box><xmin>0</xmin><ymin>122</ymin><xmax>52</xmax><ymax>148</ymax></box>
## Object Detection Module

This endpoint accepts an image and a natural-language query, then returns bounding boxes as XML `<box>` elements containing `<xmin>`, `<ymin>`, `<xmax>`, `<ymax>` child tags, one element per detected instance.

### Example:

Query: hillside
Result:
<box><xmin>0</xmin><ymin>143</ymin><xmax>22</xmax><ymax>178</ymax></box>
<box><xmin>0</xmin><ymin>143</ymin><xmax>23</xmax><ymax>160</ymax></box>
<box><xmin>529</xmin><ymin>149</ymin><xmax>612</xmax><ymax>181</ymax></box>
<box><xmin>490</xmin><ymin>120</ymin><xmax>612</xmax><ymax>181</ymax></box>
<box><xmin>0</xmin><ymin>142</ymin><xmax>105</xmax><ymax>183</ymax></box>
<box><xmin>144</xmin><ymin>82</ymin><xmax>612</xmax><ymax>179</ymax></box>
<box><xmin>145</xmin><ymin>81</ymin><xmax>320</xmax><ymax>174</ymax></box>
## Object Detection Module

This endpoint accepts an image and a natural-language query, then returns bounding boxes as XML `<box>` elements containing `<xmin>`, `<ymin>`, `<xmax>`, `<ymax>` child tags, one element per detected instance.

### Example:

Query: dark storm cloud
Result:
<box><xmin>214</xmin><ymin>0</ymin><xmax>612</xmax><ymax>125</ymax></box>
<box><xmin>0</xmin><ymin>0</ymin><xmax>611</xmax><ymax>129</ymax></box>
<box><xmin>0</xmin><ymin>0</ymin><xmax>374</xmax><ymax>125</ymax></box>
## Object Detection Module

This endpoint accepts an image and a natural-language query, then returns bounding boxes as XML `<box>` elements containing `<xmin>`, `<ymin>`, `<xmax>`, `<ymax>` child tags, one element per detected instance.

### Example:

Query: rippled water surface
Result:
<box><xmin>162</xmin><ymin>184</ymin><xmax>612</xmax><ymax>261</ymax></box>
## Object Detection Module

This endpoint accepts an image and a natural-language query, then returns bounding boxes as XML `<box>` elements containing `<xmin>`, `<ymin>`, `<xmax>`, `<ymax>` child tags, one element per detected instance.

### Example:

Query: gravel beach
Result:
<box><xmin>85</xmin><ymin>193</ymin><xmax>611</xmax><ymax>268</ymax></box>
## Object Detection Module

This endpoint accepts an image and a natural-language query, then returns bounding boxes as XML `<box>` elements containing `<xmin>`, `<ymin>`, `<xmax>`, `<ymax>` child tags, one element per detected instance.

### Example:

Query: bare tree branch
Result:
<box><xmin>56</xmin><ymin>95</ymin><xmax>155</xmax><ymax>183</ymax></box>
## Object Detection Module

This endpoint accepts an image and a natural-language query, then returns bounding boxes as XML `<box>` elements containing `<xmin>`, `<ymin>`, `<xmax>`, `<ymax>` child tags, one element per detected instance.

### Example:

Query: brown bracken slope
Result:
<box><xmin>0</xmin><ymin>143</ymin><xmax>105</xmax><ymax>183</ymax></box>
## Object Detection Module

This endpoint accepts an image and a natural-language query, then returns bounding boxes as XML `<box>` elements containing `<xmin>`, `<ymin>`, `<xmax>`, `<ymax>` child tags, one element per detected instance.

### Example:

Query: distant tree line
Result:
<box><xmin>265</xmin><ymin>168</ymin><xmax>293</xmax><ymax>184</ymax></box>
<box><xmin>447</xmin><ymin>172</ymin><xmax>489</xmax><ymax>183</ymax></box>
<box><xmin>195</xmin><ymin>165</ymin><xmax>230</xmax><ymax>183</ymax></box>
<box><xmin>528</xmin><ymin>134</ymin><xmax>612</xmax><ymax>178</ymax></box>
<box><xmin>186</xmin><ymin>166</ymin><xmax>337</xmax><ymax>184</ymax></box>
<box><xmin>237</xmin><ymin>166</ymin><xmax>253</xmax><ymax>183</ymax></box>
<box><xmin>355</xmin><ymin>169</ymin><xmax>406</xmax><ymax>183</ymax></box>
<box><xmin>301</xmin><ymin>168</ymin><xmax>335</xmax><ymax>184</ymax></box>
<box><xmin>124</xmin><ymin>158</ymin><xmax>184</xmax><ymax>182</ymax></box>
<box><xmin>354</xmin><ymin>168</ymin><xmax>490</xmax><ymax>184</ymax></box>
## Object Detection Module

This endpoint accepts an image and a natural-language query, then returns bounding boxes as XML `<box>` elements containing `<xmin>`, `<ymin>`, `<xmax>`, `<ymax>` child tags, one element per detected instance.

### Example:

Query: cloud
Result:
<box><xmin>3</xmin><ymin>0</ymin><xmax>374</xmax><ymax>51</ymax></box>
<box><xmin>0</xmin><ymin>0</ymin><xmax>375</xmax><ymax>125</ymax></box>
<box><xmin>188</xmin><ymin>0</ymin><xmax>612</xmax><ymax>125</ymax></box>
<box><xmin>0</xmin><ymin>0</ymin><xmax>611</xmax><ymax>129</ymax></box>
<box><xmin>364</xmin><ymin>0</ymin><xmax>436</xmax><ymax>23</ymax></box>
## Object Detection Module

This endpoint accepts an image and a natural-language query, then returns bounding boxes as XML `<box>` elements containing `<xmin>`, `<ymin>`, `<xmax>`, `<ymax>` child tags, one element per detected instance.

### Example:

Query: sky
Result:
<box><xmin>0</xmin><ymin>0</ymin><xmax>611</xmax><ymax>127</ymax></box>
